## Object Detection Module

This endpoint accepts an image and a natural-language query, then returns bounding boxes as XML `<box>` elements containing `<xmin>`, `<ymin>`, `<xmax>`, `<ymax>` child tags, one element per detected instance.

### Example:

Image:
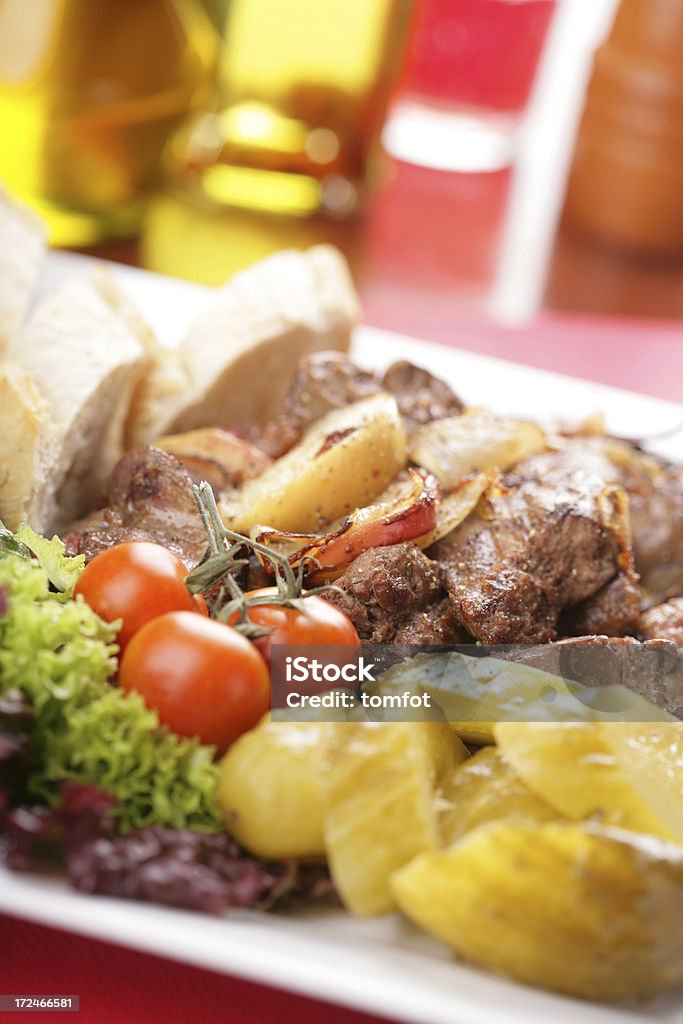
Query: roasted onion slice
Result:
<box><xmin>253</xmin><ymin>470</ymin><xmax>440</xmax><ymax>581</ymax></box>
<box><xmin>413</xmin><ymin>471</ymin><xmax>493</xmax><ymax>550</ymax></box>
<box><xmin>409</xmin><ymin>409</ymin><xmax>545</xmax><ymax>488</ymax></box>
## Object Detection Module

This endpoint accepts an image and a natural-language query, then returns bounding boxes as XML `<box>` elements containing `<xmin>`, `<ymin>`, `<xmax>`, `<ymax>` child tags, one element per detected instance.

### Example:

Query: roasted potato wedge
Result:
<box><xmin>438</xmin><ymin>746</ymin><xmax>557</xmax><ymax>845</ymax></box>
<box><xmin>391</xmin><ymin>820</ymin><xmax>683</xmax><ymax>999</ymax></box>
<box><xmin>376</xmin><ymin>652</ymin><xmax>673</xmax><ymax>735</ymax></box>
<box><xmin>223</xmin><ymin>393</ymin><xmax>406</xmax><ymax>533</ymax></box>
<box><xmin>409</xmin><ymin>409</ymin><xmax>545</xmax><ymax>488</ymax></box>
<box><xmin>157</xmin><ymin>427</ymin><xmax>271</xmax><ymax>487</ymax></box>
<box><xmin>449</xmin><ymin>723</ymin><xmax>495</xmax><ymax>745</ymax></box>
<box><xmin>496</xmin><ymin>722</ymin><xmax>683</xmax><ymax>843</ymax></box>
<box><xmin>218</xmin><ymin>716</ymin><xmax>326</xmax><ymax>859</ymax></box>
<box><xmin>322</xmin><ymin>721</ymin><xmax>459</xmax><ymax>916</ymax></box>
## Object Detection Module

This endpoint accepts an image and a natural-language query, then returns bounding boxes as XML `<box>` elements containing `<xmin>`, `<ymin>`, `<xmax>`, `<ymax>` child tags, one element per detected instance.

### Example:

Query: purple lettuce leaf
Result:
<box><xmin>1</xmin><ymin>783</ymin><xmax>337</xmax><ymax>916</ymax></box>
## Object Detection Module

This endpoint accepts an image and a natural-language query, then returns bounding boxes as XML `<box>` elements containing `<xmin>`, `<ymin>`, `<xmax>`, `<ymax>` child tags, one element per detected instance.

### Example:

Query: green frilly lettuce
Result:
<box><xmin>13</xmin><ymin>524</ymin><xmax>85</xmax><ymax>596</ymax></box>
<box><xmin>44</xmin><ymin>689</ymin><xmax>223</xmax><ymax>831</ymax></box>
<box><xmin>0</xmin><ymin>542</ymin><xmax>222</xmax><ymax>832</ymax></box>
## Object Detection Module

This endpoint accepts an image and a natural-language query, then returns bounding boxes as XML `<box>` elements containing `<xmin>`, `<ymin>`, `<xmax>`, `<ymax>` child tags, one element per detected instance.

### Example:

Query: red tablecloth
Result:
<box><xmin>1</xmin><ymin>913</ymin><xmax>397</xmax><ymax>1024</ymax></box>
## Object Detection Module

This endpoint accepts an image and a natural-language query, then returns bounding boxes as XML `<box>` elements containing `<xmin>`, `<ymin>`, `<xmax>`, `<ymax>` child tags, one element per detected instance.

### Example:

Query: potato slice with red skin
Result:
<box><xmin>255</xmin><ymin>470</ymin><xmax>439</xmax><ymax>582</ymax></box>
<box><xmin>223</xmin><ymin>394</ymin><xmax>406</xmax><ymax>533</ymax></box>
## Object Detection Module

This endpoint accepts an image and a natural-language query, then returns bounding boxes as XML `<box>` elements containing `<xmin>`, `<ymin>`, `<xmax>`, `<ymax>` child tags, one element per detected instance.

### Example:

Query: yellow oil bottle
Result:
<box><xmin>172</xmin><ymin>0</ymin><xmax>413</xmax><ymax>217</ymax></box>
<box><xmin>0</xmin><ymin>0</ymin><xmax>217</xmax><ymax>244</ymax></box>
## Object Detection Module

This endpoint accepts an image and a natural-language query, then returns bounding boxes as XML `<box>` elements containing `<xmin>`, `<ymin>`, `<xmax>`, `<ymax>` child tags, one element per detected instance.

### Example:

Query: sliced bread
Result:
<box><xmin>127</xmin><ymin>245</ymin><xmax>358</xmax><ymax>445</ymax></box>
<box><xmin>5</xmin><ymin>272</ymin><xmax>147</xmax><ymax>529</ymax></box>
<box><xmin>0</xmin><ymin>363</ymin><xmax>58</xmax><ymax>531</ymax></box>
<box><xmin>0</xmin><ymin>188</ymin><xmax>46</xmax><ymax>350</ymax></box>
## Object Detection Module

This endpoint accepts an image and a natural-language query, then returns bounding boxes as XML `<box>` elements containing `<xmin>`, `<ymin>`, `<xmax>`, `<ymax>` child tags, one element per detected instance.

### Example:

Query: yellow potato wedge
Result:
<box><xmin>409</xmin><ymin>409</ymin><xmax>545</xmax><ymax>488</ymax></box>
<box><xmin>375</xmin><ymin>652</ymin><xmax>673</xmax><ymax>733</ymax></box>
<box><xmin>391</xmin><ymin>820</ymin><xmax>683</xmax><ymax>999</ymax></box>
<box><xmin>222</xmin><ymin>393</ymin><xmax>406</xmax><ymax>532</ymax></box>
<box><xmin>218</xmin><ymin>716</ymin><xmax>326</xmax><ymax>859</ymax></box>
<box><xmin>322</xmin><ymin>721</ymin><xmax>459</xmax><ymax>916</ymax></box>
<box><xmin>273</xmin><ymin>688</ymin><xmax>365</xmax><ymax>723</ymax></box>
<box><xmin>438</xmin><ymin>746</ymin><xmax>557</xmax><ymax>846</ymax></box>
<box><xmin>449</xmin><ymin>723</ymin><xmax>495</xmax><ymax>746</ymax></box>
<box><xmin>495</xmin><ymin>722</ymin><xmax>683</xmax><ymax>843</ymax></box>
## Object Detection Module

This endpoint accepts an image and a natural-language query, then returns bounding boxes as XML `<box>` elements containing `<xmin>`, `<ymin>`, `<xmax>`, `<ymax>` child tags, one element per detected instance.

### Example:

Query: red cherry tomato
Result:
<box><xmin>232</xmin><ymin>589</ymin><xmax>360</xmax><ymax>665</ymax></box>
<box><xmin>119</xmin><ymin>611</ymin><xmax>270</xmax><ymax>754</ymax></box>
<box><xmin>74</xmin><ymin>541</ymin><xmax>207</xmax><ymax>649</ymax></box>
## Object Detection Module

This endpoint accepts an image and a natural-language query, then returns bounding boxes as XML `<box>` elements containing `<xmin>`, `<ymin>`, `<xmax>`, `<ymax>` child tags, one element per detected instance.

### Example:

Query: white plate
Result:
<box><xmin>3</xmin><ymin>253</ymin><xmax>683</xmax><ymax>1024</ymax></box>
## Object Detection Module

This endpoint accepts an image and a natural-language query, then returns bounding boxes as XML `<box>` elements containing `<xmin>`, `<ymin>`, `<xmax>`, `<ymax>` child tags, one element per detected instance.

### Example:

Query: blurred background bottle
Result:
<box><xmin>384</xmin><ymin>0</ymin><xmax>557</xmax><ymax>172</ymax></box>
<box><xmin>169</xmin><ymin>0</ymin><xmax>414</xmax><ymax>218</ymax></box>
<box><xmin>564</xmin><ymin>0</ymin><xmax>683</xmax><ymax>256</ymax></box>
<box><xmin>0</xmin><ymin>0</ymin><xmax>217</xmax><ymax>246</ymax></box>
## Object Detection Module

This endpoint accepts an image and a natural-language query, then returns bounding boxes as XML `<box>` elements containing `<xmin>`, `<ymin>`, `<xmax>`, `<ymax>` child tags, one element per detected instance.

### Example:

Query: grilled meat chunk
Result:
<box><xmin>536</xmin><ymin>437</ymin><xmax>683</xmax><ymax>604</ymax></box>
<box><xmin>559</xmin><ymin>571</ymin><xmax>642</xmax><ymax>638</ymax></box>
<box><xmin>325</xmin><ymin>543</ymin><xmax>462</xmax><ymax>643</ymax></box>
<box><xmin>231</xmin><ymin>418</ymin><xmax>301</xmax><ymax>461</ymax></box>
<box><xmin>285</xmin><ymin>351</ymin><xmax>381</xmax><ymax>433</ymax></box>
<box><xmin>62</xmin><ymin>448</ymin><xmax>207</xmax><ymax>568</ymax></box>
<box><xmin>237</xmin><ymin>354</ymin><xmax>463</xmax><ymax>458</ymax></box>
<box><xmin>626</xmin><ymin>464</ymin><xmax>683</xmax><ymax>604</ymax></box>
<box><xmin>640</xmin><ymin>598</ymin><xmax>683</xmax><ymax>645</ymax></box>
<box><xmin>435</xmin><ymin>450</ymin><xmax>629</xmax><ymax>644</ymax></box>
<box><xmin>510</xmin><ymin>635</ymin><xmax>683</xmax><ymax>718</ymax></box>
<box><xmin>393</xmin><ymin>598</ymin><xmax>468</xmax><ymax>644</ymax></box>
<box><xmin>233</xmin><ymin>352</ymin><xmax>380</xmax><ymax>459</ymax></box>
<box><xmin>382</xmin><ymin>361</ymin><xmax>463</xmax><ymax>433</ymax></box>
<box><xmin>282</xmin><ymin>351</ymin><xmax>463</xmax><ymax>440</ymax></box>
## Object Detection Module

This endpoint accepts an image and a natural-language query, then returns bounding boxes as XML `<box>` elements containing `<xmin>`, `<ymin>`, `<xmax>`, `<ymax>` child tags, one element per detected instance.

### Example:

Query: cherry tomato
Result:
<box><xmin>74</xmin><ymin>541</ymin><xmax>206</xmax><ymax>649</ymax></box>
<box><xmin>233</xmin><ymin>590</ymin><xmax>360</xmax><ymax>665</ymax></box>
<box><xmin>119</xmin><ymin>611</ymin><xmax>270</xmax><ymax>753</ymax></box>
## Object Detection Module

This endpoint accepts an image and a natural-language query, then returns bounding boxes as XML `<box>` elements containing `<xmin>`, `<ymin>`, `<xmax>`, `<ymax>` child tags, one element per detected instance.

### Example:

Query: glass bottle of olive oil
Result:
<box><xmin>172</xmin><ymin>0</ymin><xmax>414</xmax><ymax>217</ymax></box>
<box><xmin>0</xmin><ymin>0</ymin><xmax>218</xmax><ymax>245</ymax></box>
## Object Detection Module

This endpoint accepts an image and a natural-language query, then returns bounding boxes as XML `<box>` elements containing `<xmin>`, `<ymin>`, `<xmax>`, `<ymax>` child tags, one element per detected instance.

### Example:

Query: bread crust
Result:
<box><xmin>5</xmin><ymin>272</ymin><xmax>147</xmax><ymax>530</ymax></box>
<box><xmin>0</xmin><ymin>245</ymin><xmax>360</xmax><ymax>532</ymax></box>
<box><xmin>0</xmin><ymin>363</ymin><xmax>58</xmax><ymax>531</ymax></box>
<box><xmin>0</xmin><ymin>188</ymin><xmax>46</xmax><ymax>350</ymax></box>
<box><xmin>126</xmin><ymin>246</ymin><xmax>359</xmax><ymax>445</ymax></box>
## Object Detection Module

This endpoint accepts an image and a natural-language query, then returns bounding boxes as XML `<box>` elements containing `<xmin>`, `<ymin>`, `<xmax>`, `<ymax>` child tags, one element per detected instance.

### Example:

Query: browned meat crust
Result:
<box><xmin>640</xmin><ymin>597</ymin><xmax>683</xmax><ymax>644</ymax></box>
<box><xmin>229</xmin><ymin>418</ymin><xmax>301</xmax><ymax>461</ymax></box>
<box><xmin>508</xmin><ymin>635</ymin><xmax>683</xmax><ymax>718</ymax></box>
<box><xmin>393</xmin><ymin>598</ymin><xmax>468</xmax><ymax>644</ymax></box>
<box><xmin>325</xmin><ymin>543</ymin><xmax>464</xmax><ymax>643</ymax></box>
<box><xmin>434</xmin><ymin>450</ymin><xmax>630</xmax><ymax>644</ymax></box>
<box><xmin>285</xmin><ymin>351</ymin><xmax>381</xmax><ymax>433</ymax></box>
<box><xmin>62</xmin><ymin>448</ymin><xmax>208</xmax><ymax>568</ymax></box>
<box><xmin>559</xmin><ymin>571</ymin><xmax>642</xmax><ymax>638</ymax></box>
<box><xmin>626</xmin><ymin>464</ymin><xmax>683</xmax><ymax>604</ymax></box>
<box><xmin>236</xmin><ymin>353</ymin><xmax>464</xmax><ymax>457</ymax></box>
<box><xmin>232</xmin><ymin>352</ymin><xmax>380</xmax><ymax>458</ymax></box>
<box><xmin>514</xmin><ymin>437</ymin><xmax>683</xmax><ymax>605</ymax></box>
<box><xmin>382</xmin><ymin>361</ymin><xmax>463</xmax><ymax>433</ymax></box>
